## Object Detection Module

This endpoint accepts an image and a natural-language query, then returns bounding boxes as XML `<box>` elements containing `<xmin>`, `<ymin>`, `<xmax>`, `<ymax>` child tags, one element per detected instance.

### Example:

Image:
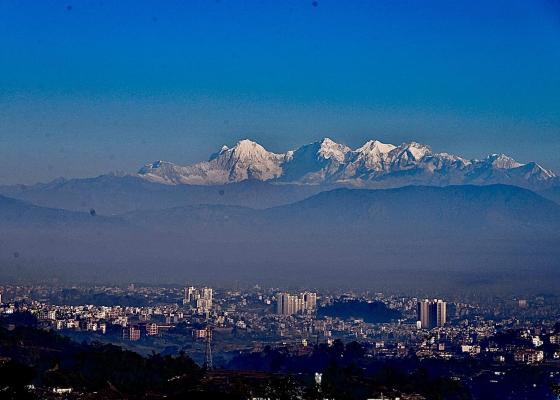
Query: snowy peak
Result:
<box><xmin>229</xmin><ymin>139</ymin><xmax>273</xmax><ymax>159</ymax></box>
<box><xmin>208</xmin><ymin>145</ymin><xmax>230</xmax><ymax>161</ymax></box>
<box><xmin>395</xmin><ymin>141</ymin><xmax>432</xmax><ymax>161</ymax></box>
<box><xmin>138</xmin><ymin>161</ymin><xmax>179</xmax><ymax>180</ymax></box>
<box><xmin>278</xmin><ymin>138</ymin><xmax>351</xmax><ymax>183</ymax></box>
<box><xmin>356</xmin><ymin>140</ymin><xmax>396</xmax><ymax>155</ymax></box>
<box><xmin>516</xmin><ymin>162</ymin><xmax>556</xmax><ymax>181</ymax></box>
<box><xmin>316</xmin><ymin>138</ymin><xmax>351</xmax><ymax>163</ymax></box>
<box><xmin>486</xmin><ymin>153</ymin><xmax>523</xmax><ymax>169</ymax></box>
<box><xmin>216</xmin><ymin>139</ymin><xmax>281</xmax><ymax>167</ymax></box>
<box><xmin>139</xmin><ymin>160</ymin><xmax>163</xmax><ymax>171</ymax></box>
<box><xmin>137</xmin><ymin>138</ymin><xmax>557</xmax><ymax>189</ymax></box>
<box><xmin>139</xmin><ymin>139</ymin><xmax>284</xmax><ymax>185</ymax></box>
<box><xmin>214</xmin><ymin>139</ymin><xmax>284</xmax><ymax>182</ymax></box>
<box><xmin>346</xmin><ymin>140</ymin><xmax>397</xmax><ymax>174</ymax></box>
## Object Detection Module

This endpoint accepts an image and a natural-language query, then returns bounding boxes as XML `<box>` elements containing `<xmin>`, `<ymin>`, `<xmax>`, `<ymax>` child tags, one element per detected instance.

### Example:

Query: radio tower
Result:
<box><xmin>204</xmin><ymin>325</ymin><xmax>213</xmax><ymax>370</ymax></box>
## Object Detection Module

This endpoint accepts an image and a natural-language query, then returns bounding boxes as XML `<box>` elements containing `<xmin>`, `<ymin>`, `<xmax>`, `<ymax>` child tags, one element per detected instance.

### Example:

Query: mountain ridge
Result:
<box><xmin>0</xmin><ymin>175</ymin><xmax>328</xmax><ymax>215</ymax></box>
<box><xmin>137</xmin><ymin>138</ymin><xmax>558</xmax><ymax>190</ymax></box>
<box><xmin>1</xmin><ymin>184</ymin><xmax>559</xmax><ymax>290</ymax></box>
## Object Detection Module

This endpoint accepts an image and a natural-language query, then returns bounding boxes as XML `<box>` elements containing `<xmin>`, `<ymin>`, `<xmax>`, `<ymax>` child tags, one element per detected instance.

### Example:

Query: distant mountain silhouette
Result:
<box><xmin>540</xmin><ymin>186</ymin><xmax>560</xmax><ymax>205</ymax></box>
<box><xmin>0</xmin><ymin>175</ymin><xmax>326</xmax><ymax>215</ymax></box>
<box><xmin>0</xmin><ymin>194</ymin><xmax>117</xmax><ymax>226</ymax></box>
<box><xmin>0</xmin><ymin>185</ymin><xmax>558</xmax><ymax>292</ymax></box>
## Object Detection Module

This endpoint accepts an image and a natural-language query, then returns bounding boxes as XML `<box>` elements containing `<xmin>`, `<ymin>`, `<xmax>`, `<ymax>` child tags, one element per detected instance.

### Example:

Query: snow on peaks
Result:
<box><xmin>486</xmin><ymin>153</ymin><xmax>523</xmax><ymax>169</ymax></box>
<box><xmin>234</xmin><ymin>139</ymin><xmax>260</xmax><ymax>151</ymax></box>
<box><xmin>518</xmin><ymin>162</ymin><xmax>557</xmax><ymax>179</ymax></box>
<box><xmin>356</xmin><ymin>140</ymin><xmax>396</xmax><ymax>155</ymax></box>
<box><xmin>137</xmin><ymin>138</ymin><xmax>557</xmax><ymax>188</ymax></box>
<box><xmin>230</xmin><ymin>139</ymin><xmax>275</xmax><ymax>159</ymax></box>
<box><xmin>317</xmin><ymin>138</ymin><xmax>351</xmax><ymax>162</ymax></box>
<box><xmin>397</xmin><ymin>142</ymin><xmax>432</xmax><ymax>161</ymax></box>
<box><xmin>208</xmin><ymin>145</ymin><xmax>230</xmax><ymax>161</ymax></box>
<box><xmin>138</xmin><ymin>160</ymin><xmax>165</xmax><ymax>173</ymax></box>
<box><xmin>349</xmin><ymin>140</ymin><xmax>397</xmax><ymax>172</ymax></box>
<box><xmin>212</xmin><ymin>139</ymin><xmax>284</xmax><ymax>182</ymax></box>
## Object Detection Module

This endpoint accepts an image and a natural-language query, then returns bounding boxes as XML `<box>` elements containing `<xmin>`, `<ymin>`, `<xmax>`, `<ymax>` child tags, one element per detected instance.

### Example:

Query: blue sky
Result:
<box><xmin>1</xmin><ymin>0</ymin><xmax>559</xmax><ymax>184</ymax></box>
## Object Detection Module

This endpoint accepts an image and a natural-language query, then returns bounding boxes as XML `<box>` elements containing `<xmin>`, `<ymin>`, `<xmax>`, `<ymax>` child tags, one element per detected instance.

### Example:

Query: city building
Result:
<box><xmin>514</xmin><ymin>349</ymin><xmax>544</xmax><ymax>364</ymax></box>
<box><xmin>303</xmin><ymin>292</ymin><xmax>317</xmax><ymax>312</ymax></box>
<box><xmin>193</xmin><ymin>328</ymin><xmax>208</xmax><ymax>339</ymax></box>
<box><xmin>436</xmin><ymin>300</ymin><xmax>447</xmax><ymax>327</ymax></box>
<box><xmin>122</xmin><ymin>325</ymin><xmax>141</xmax><ymax>341</ymax></box>
<box><xmin>145</xmin><ymin>322</ymin><xmax>158</xmax><ymax>336</ymax></box>
<box><xmin>277</xmin><ymin>292</ymin><xmax>317</xmax><ymax>316</ymax></box>
<box><xmin>417</xmin><ymin>299</ymin><xmax>446</xmax><ymax>329</ymax></box>
<box><xmin>183</xmin><ymin>286</ymin><xmax>213</xmax><ymax>313</ymax></box>
<box><xmin>183</xmin><ymin>286</ymin><xmax>196</xmax><ymax>305</ymax></box>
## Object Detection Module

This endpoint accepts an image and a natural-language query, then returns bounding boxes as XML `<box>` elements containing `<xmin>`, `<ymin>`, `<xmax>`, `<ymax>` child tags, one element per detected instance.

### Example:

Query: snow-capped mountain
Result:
<box><xmin>139</xmin><ymin>139</ymin><xmax>286</xmax><ymax>185</ymax></box>
<box><xmin>138</xmin><ymin>138</ymin><xmax>558</xmax><ymax>189</ymax></box>
<box><xmin>280</xmin><ymin>138</ymin><xmax>351</xmax><ymax>183</ymax></box>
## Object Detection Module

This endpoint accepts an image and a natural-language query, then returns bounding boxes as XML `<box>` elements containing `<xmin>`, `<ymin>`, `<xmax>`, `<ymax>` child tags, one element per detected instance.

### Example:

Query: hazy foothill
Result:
<box><xmin>0</xmin><ymin>138</ymin><xmax>558</xmax><ymax>294</ymax></box>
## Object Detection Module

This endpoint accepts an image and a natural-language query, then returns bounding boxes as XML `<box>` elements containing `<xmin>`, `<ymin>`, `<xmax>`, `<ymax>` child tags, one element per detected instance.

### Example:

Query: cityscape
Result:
<box><xmin>1</xmin><ymin>0</ymin><xmax>560</xmax><ymax>398</ymax></box>
<box><xmin>1</xmin><ymin>284</ymin><xmax>560</xmax><ymax>398</ymax></box>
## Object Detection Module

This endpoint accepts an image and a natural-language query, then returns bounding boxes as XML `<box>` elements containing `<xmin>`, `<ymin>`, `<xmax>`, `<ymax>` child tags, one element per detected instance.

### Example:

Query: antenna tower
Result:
<box><xmin>204</xmin><ymin>325</ymin><xmax>213</xmax><ymax>370</ymax></box>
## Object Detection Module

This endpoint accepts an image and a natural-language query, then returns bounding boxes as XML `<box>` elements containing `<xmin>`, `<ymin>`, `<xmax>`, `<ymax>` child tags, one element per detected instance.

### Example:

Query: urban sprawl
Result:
<box><xmin>1</xmin><ymin>284</ymin><xmax>559</xmax><ymax>370</ymax></box>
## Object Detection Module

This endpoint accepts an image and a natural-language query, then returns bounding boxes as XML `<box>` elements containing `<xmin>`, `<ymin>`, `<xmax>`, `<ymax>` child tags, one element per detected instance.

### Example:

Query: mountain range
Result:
<box><xmin>138</xmin><ymin>138</ymin><xmax>558</xmax><ymax>190</ymax></box>
<box><xmin>1</xmin><ymin>138</ymin><xmax>558</xmax><ymax>216</ymax></box>
<box><xmin>0</xmin><ymin>138</ymin><xmax>559</xmax><ymax>291</ymax></box>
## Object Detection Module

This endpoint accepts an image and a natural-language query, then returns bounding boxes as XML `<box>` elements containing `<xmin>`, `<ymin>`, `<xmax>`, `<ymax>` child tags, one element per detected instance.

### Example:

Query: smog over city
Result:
<box><xmin>1</xmin><ymin>1</ymin><xmax>559</xmax><ymax>399</ymax></box>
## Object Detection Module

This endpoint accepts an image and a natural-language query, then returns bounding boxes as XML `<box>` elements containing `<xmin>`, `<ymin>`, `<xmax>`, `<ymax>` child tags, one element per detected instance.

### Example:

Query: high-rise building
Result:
<box><xmin>183</xmin><ymin>286</ymin><xmax>196</xmax><ymax>305</ymax></box>
<box><xmin>417</xmin><ymin>299</ymin><xmax>446</xmax><ymax>329</ymax></box>
<box><xmin>277</xmin><ymin>292</ymin><xmax>317</xmax><ymax>315</ymax></box>
<box><xmin>196</xmin><ymin>298</ymin><xmax>212</xmax><ymax>313</ymax></box>
<box><xmin>436</xmin><ymin>299</ymin><xmax>447</xmax><ymax>327</ymax></box>
<box><xmin>202</xmin><ymin>287</ymin><xmax>213</xmax><ymax>303</ymax></box>
<box><xmin>184</xmin><ymin>286</ymin><xmax>213</xmax><ymax>313</ymax></box>
<box><xmin>303</xmin><ymin>292</ymin><xmax>317</xmax><ymax>311</ymax></box>
<box><xmin>204</xmin><ymin>326</ymin><xmax>213</xmax><ymax>370</ymax></box>
<box><xmin>277</xmin><ymin>293</ymin><xmax>291</xmax><ymax>315</ymax></box>
<box><xmin>418</xmin><ymin>299</ymin><xmax>431</xmax><ymax>329</ymax></box>
<box><xmin>197</xmin><ymin>287</ymin><xmax>213</xmax><ymax>313</ymax></box>
<box><xmin>293</xmin><ymin>295</ymin><xmax>301</xmax><ymax>315</ymax></box>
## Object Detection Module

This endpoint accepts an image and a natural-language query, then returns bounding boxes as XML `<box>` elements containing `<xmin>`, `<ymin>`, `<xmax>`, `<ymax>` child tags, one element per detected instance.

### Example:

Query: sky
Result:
<box><xmin>0</xmin><ymin>0</ymin><xmax>559</xmax><ymax>185</ymax></box>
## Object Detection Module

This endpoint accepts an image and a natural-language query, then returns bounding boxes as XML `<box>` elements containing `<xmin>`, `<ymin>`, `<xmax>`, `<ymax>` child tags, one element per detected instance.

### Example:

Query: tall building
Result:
<box><xmin>277</xmin><ymin>293</ymin><xmax>291</xmax><ymax>315</ymax></box>
<box><xmin>183</xmin><ymin>286</ymin><xmax>196</xmax><ymax>305</ymax></box>
<box><xmin>277</xmin><ymin>292</ymin><xmax>317</xmax><ymax>316</ymax></box>
<box><xmin>183</xmin><ymin>286</ymin><xmax>213</xmax><ymax>313</ymax></box>
<box><xmin>303</xmin><ymin>292</ymin><xmax>317</xmax><ymax>311</ymax></box>
<box><xmin>204</xmin><ymin>326</ymin><xmax>213</xmax><ymax>370</ymax></box>
<box><xmin>202</xmin><ymin>287</ymin><xmax>213</xmax><ymax>303</ymax></box>
<box><xmin>436</xmin><ymin>299</ymin><xmax>447</xmax><ymax>327</ymax></box>
<box><xmin>417</xmin><ymin>299</ymin><xmax>446</xmax><ymax>329</ymax></box>
<box><xmin>418</xmin><ymin>299</ymin><xmax>431</xmax><ymax>329</ymax></box>
<box><xmin>198</xmin><ymin>287</ymin><xmax>213</xmax><ymax>313</ymax></box>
